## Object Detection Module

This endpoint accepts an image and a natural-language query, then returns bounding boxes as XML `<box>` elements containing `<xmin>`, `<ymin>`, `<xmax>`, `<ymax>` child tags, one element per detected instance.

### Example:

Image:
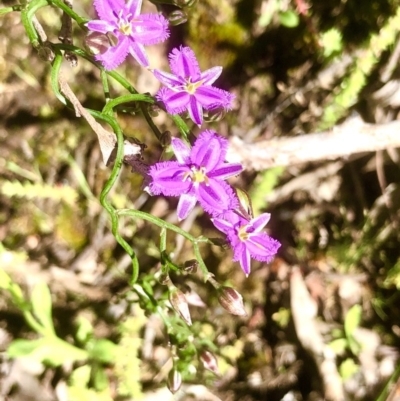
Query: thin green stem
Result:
<box><xmin>99</xmin><ymin>117</ymin><xmax>140</xmax><ymax>283</ymax></box>
<box><xmin>117</xmin><ymin>209</ymin><xmax>210</xmax><ymax>279</ymax></box>
<box><xmin>171</xmin><ymin>115</ymin><xmax>191</xmax><ymax>142</ymax></box>
<box><xmin>21</xmin><ymin>0</ymin><xmax>48</xmax><ymax>48</ymax></box>
<box><xmin>102</xmin><ymin>94</ymin><xmax>154</xmax><ymax>115</ymax></box>
<box><xmin>48</xmin><ymin>0</ymin><xmax>88</xmax><ymax>25</ymax></box>
<box><xmin>0</xmin><ymin>5</ymin><xmax>23</xmax><ymax>14</ymax></box>
<box><xmin>101</xmin><ymin>69</ymin><xmax>110</xmax><ymax>100</ymax></box>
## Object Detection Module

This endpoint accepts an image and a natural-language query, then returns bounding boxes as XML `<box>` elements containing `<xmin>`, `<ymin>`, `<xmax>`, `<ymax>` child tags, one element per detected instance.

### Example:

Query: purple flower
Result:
<box><xmin>148</xmin><ymin>131</ymin><xmax>243</xmax><ymax>220</ymax></box>
<box><xmin>212</xmin><ymin>211</ymin><xmax>281</xmax><ymax>276</ymax></box>
<box><xmin>152</xmin><ymin>46</ymin><xmax>235</xmax><ymax>126</ymax></box>
<box><xmin>86</xmin><ymin>0</ymin><xmax>169</xmax><ymax>70</ymax></box>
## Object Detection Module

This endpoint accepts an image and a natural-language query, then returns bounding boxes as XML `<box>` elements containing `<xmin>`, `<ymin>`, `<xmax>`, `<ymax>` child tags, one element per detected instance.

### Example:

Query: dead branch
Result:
<box><xmin>227</xmin><ymin>116</ymin><xmax>400</xmax><ymax>171</ymax></box>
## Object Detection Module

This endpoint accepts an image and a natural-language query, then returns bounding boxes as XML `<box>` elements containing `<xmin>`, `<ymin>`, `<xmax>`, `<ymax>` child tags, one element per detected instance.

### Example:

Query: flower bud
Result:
<box><xmin>235</xmin><ymin>187</ymin><xmax>254</xmax><ymax>219</ymax></box>
<box><xmin>37</xmin><ymin>44</ymin><xmax>55</xmax><ymax>62</ymax></box>
<box><xmin>169</xmin><ymin>288</ymin><xmax>192</xmax><ymax>325</ymax></box>
<box><xmin>158</xmin><ymin>272</ymin><xmax>170</xmax><ymax>285</ymax></box>
<box><xmin>175</xmin><ymin>0</ymin><xmax>197</xmax><ymax>8</ymax></box>
<box><xmin>200</xmin><ymin>351</ymin><xmax>219</xmax><ymax>375</ymax></box>
<box><xmin>217</xmin><ymin>286</ymin><xmax>247</xmax><ymax>316</ymax></box>
<box><xmin>167</xmin><ymin>367</ymin><xmax>182</xmax><ymax>393</ymax></box>
<box><xmin>148</xmin><ymin>104</ymin><xmax>160</xmax><ymax>117</ymax></box>
<box><xmin>204</xmin><ymin>107</ymin><xmax>226</xmax><ymax>123</ymax></box>
<box><xmin>160</xmin><ymin>130</ymin><xmax>172</xmax><ymax>147</ymax></box>
<box><xmin>85</xmin><ymin>31</ymin><xmax>110</xmax><ymax>55</ymax></box>
<box><xmin>168</xmin><ymin>9</ymin><xmax>188</xmax><ymax>26</ymax></box>
<box><xmin>182</xmin><ymin>259</ymin><xmax>198</xmax><ymax>274</ymax></box>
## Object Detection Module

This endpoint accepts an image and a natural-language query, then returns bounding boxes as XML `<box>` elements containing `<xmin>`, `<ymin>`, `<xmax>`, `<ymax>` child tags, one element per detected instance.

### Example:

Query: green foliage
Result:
<box><xmin>278</xmin><ymin>10</ymin><xmax>299</xmax><ymax>28</ymax></box>
<box><xmin>1</xmin><ymin>180</ymin><xmax>78</xmax><ymax>205</ymax></box>
<box><xmin>114</xmin><ymin>313</ymin><xmax>146</xmax><ymax>399</ymax></box>
<box><xmin>329</xmin><ymin>304</ymin><xmax>362</xmax><ymax>356</ymax></box>
<box><xmin>320</xmin><ymin>28</ymin><xmax>343</xmax><ymax>58</ymax></box>
<box><xmin>7</xmin><ymin>337</ymin><xmax>88</xmax><ymax>366</ymax></box>
<box><xmin>320</xmin><ymin>7</ymin><xmax>400</xmax><ymax>129</ymax></box>
<box><xmin>31</xmin><ymin>282</ymin><xmax>55</xmax><ymax>336</ymax></box>
<box><xmin>250</xmin><ymin>167</ymin><xmax>285</xmax><ymax>215</ymax></box>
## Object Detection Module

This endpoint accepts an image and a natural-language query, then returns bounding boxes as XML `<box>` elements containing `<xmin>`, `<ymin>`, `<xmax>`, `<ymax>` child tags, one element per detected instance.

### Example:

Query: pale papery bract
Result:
<box><xmin>212</xmin><ymin>211</ymin><xmax>281</xmax><ymax>276</ymax></box>
<box><xmin>152</xmin><ymin>46</ymin><xmax>235</xmax><ymax>126</ymax></box>
<box><xmin>148</xmin><ymin>131</ymin><xmax>243</xmax><ymax>220</ymax></box>
<box><xmin>86</xmin><ymin>0</ymin><xmax>169</xmax><ymax>70</ymax></box>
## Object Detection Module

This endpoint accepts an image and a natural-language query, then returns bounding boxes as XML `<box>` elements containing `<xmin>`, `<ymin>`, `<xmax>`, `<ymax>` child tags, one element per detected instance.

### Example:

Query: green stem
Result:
<box><xmin>100</xmin><ymin>69</ymin><xmax>110</xmax><ymax>100</ymax></box>
<box><xmin>99</xmin><ymin>118</ymin><xmax>140</xmax><ymax>283</ymax></box>
<box><xmin>21</xmin><ymin>0</ymin><xmax>48</xmax><ymax>48</ymax></box>
<box><xmin>102</xmin><ymin>94</ymin><xmax>154</xmax><ymax>115</ymax></box>
<box><xmin>0</xmin><ymin>5</ymin><xmax>23</xmax><ymax>14</ymax></box>
<box><xmin>48</xmin><ymin>0</ymin><xmax>88</xmax><ymax>25</ymax></box>
<box><xmin>117</xmin><ymin>209</ymin><xmax>210</xmax><ymax>279</ymax></box>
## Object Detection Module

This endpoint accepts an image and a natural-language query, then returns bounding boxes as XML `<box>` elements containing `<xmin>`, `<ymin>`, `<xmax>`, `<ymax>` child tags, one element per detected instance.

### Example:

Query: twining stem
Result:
<box><xmin>21</xmin><ymin>0</ymin><xmax>48</xmax><ymax>47</ymax></box>
<box><xmin>98</xmin><ymin>115</ymin><xmax>140</xmax><ymax>283</ymax></box>
<box><xmin>117</xmin><ymin>209</ymin><xmax>210</xmax><ymax>278</ymax></box>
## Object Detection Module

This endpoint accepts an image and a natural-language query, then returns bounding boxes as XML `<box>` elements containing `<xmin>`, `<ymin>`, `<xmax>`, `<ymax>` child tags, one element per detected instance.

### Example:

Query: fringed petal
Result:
<box><xmin>197</xmin><ymin>180</ymin><xmax>237</xmax><ymax>216</ymax></box>
<box><xmin>93</xmin><ymin>0</ymin><xmax>124</xmax><ymax>22</ymax></box>
<box><xmin>191</xmin><ymin>130</ymin><xmax>227</xmax><ymax>171</ymax></box>
<box><xmin>158</xmin><ymin>91</ymin><xmax>190</xmax><ymax>114</ymax></box>
<box><xmin>169</xmin><ymin>46</ymin><xmax>201</xmax><ymax>80</ymax></box>
<box><xmin>132</xmin><ymin>13</ymin><xmax>170</xmax><ymax>45</ymax></box>
<box><xmin>149</xmin><ymin>161</ymin><xmax>191</xmax><ymax>196</ymax></box>
<box><xmin>95</xmin><ymin>35</ymin><xmax>130</xmax><ymax>70</ymax></box>
<box><xmin>195</xmin><ymin>86</ymin><xmax>235</xmax><ymax>109</ymax></box>
<box><xmin>246</xmin><ymin>233</ymin><xmax>281</xmax><ymax>262</ymax></box>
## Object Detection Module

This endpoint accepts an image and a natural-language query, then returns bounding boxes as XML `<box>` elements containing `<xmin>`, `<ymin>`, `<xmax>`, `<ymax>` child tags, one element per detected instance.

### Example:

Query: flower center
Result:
<box><xmin>118</xmin><ymin>12</ymin><xmax>133</xmax><ymax>35</ymax></box>
<box><xmin>184</xmin><ymin>166</ymin><xmax>209</xmax><ymax>184</ymax></box>
<box><xmin>238</xmin><ymin>225</ymin><xmax>249</xmax><ymax>241</ymax></box>
<box><xmin>184</xmin><ymin>78</ymin><xmax>204</xmax><ymax>95</ymax></box>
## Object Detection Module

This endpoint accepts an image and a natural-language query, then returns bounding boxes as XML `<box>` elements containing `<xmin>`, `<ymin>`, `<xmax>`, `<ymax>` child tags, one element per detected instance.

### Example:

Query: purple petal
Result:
<box><xmin>169</xmin><ymin>46</ymin><xmax>201</xmax><ymax>80</ymax></box>
<box><xmin>239</xmin><ymin>247</ymin><xmax>251</xmax><ymax>276</ymax></box>
<box><xmin>126</xmin><ymin>0</ymin><xmax>142</xmax><ymax>17</ymax></box>
<box><xmin>246</xmin><ymin>233</ymin><xmax>281</xmax><ymax>262</ymax></box>
<box><xmin>211</xmin><ymin>217</ymin><xmax>234</xmax><ymax>234</ymax></box>
<box><xmin>171</xmin><ymin>137</ymin><xmax>191</xmax><ymax>164</ymax></box>
<box><xmin>196</xmin><ymin>180</ymin><xmax>237</xmax><ymax>216</ymax></box>
<box><xmin>96</xmin><ymin>35</ymin><xmax>130</xmax><ymax>70</ymax></box>
<box><xmin>153</xmin><ymin>70</ymin><xmax>184</xmax><ymax>88</ymax></box>
<box><xmin>191</xmin><ymin>131</ymin><xmax>227</xmax><ymax>171</ymax></box>
<box><xmin>149</xmin><ymin>161</ymin><xmax>191</xmax><ymax>196</ymax></box>
<box><xmin>93</xmin><ymin>0</ymin><xmax>123</xmax><ymax>22</ymax></box>
<box><xmin>195</xmin><ymin>86</ymin><xmax>234</xmax><ymax>109</ymax></box>
<box><xmin>177</xmin><ymin>193</ymin><xmax>197</xmax><ymax>220</ymax></box>
<box><xmin>131</xmin><ymin>14</ymin><xmax>170</xmax><ymax>45</ymax></box>
<box><xmin>158</xmin><ymin>90</ymin><xmax>190</xmax><ymax>114</ymax></box>
<box><xmin>86</xmin><ymin>19</ymin><xmax>116</xmax><ymax>34</ymax></box>
<box><xmin>250</xmin><ymin>213</ymin><xmax>271</xmax><ymax>233</ymax></box>
<box><xmin>128</xmin><ymin>41</ymin><xmax>149</xmax><ymax>67</ymax></box>
<box><xmin>200</xmin><ymin>66</ymin><xmax>222</xmax><ymax>85</ymax></box>
<box><xmin>208</xmin><ymin>163</ymin><xmax>243</xmax><ymax>180</ymax></box>
<box><xmin>187</xmin><ymin>96</ymin><xmax>203</xmax><ymax>126</ymax></box>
